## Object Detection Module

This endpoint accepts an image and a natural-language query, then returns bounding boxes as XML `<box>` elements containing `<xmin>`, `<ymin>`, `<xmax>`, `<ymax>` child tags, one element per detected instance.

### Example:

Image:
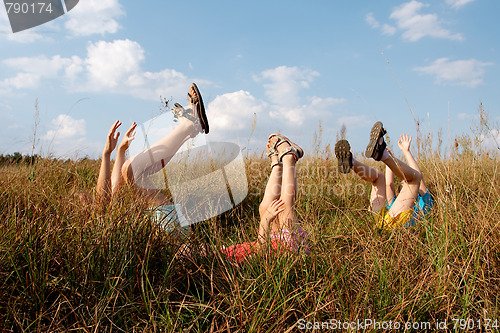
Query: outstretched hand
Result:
<box><xmin>103</xmin><ymin>120</ymin><xmax>121</xmax><ymax>155</ymax></box>
<box><xmin>264</xmin><ymin>199</ymin><xmax>286</xmax><ymax>222</ymax></box>
<box><xmin>118</xmin><ymin>122</ymin><xmax>136</xmax><ymax>151</ymax></box>
<box><xmin>398</xmin><ymin>133</ymin><xmax>412</xmax><ymax>152</ymax></box>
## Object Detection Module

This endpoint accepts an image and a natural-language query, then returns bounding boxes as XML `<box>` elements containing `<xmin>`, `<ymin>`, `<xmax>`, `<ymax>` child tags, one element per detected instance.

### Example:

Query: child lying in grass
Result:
<box><xmin>81</xmin><ymin>84</ymin><xmax>208</xmax><ymax>232</ymax></box>
<box><xmin>335</xmin><ymin>121</ymin><xmax>433</xmax><ymax>230</ymax></box>
<box><xmin>384</xmin><ymin>133</ymin><xmax>434</xmax><ymax>226</ymax></box>
<box><xmin>219</xmin><ymin>133</ymin><xmax>310</xmax><ymax>263</ymax></box>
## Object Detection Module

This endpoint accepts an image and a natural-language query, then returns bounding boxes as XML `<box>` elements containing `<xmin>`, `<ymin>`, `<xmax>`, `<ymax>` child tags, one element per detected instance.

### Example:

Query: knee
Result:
<box><xmin>410</xmin><ymin>170</ymin><xmax>422</xmax><ymax>185</ymax></box>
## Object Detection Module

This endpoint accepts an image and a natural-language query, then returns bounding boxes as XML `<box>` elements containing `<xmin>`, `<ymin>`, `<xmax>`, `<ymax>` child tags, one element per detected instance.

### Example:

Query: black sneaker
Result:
<box><xmin>365</xmin><ymin>121</ymin><xmax>387</xmax><ymax>161</ymax></box>
<box><xmin>335</xmin><ymin>139</ymin><xmax>353</xmax><ymax>174</ymax></box>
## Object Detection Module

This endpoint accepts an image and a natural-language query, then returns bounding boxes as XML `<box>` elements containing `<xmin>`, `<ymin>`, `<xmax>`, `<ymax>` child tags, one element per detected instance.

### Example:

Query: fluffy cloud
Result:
<box><xmin>253</xmin><ymin>66</ymin><xmax>347</xmax><ymax>127</ymax></box>
<box><xmin>85</xmin><ymin>39</ymin><xmax>144</xmax><ymax>88</ymax></box>
<box><xmin>41</xmin><ymin>114</ymin><xmax>99</xmax><ymax>158</ymax></box>
<box><xmin>207</xmin><ymin>90</ymin><xmax>266</xmax><ymax>131</ymax></box>
<box><xmin>256</xmin><ymin>66</ymin><xmax>319</xmax><ymax>107</ymax></box>
<box><xmin>445</xmin><ymin>0</ymin><xmax>477</xmax><ymax>9</ymax></box>
<box><xmin>0</xmin><ymin>73</ymin><xmax>40</xmax><ymax>94</ymax></box>
<box><xmin>368</xmin><ymin>1</ymin><xmax>463</xmax><ymax>41</ymax></box>
<box><xmin>65</xmin><ymin>0</ymin><xmax>124</xmax><ymax>36</ymax></box>
<box><xmin>413</xmin><ymin>58</ymin><xmax>493</xmax><ymax>87</ymax></box>
<box><xmin>43</xmin><ymin>114</ymin><xmax>86</xmax><ymax>140</ymax></box>
<box><xmin>0</xmin><ymin>0</ymin><xmax>123</xmax><ymax>43</ymax></box>
<box><xmin>389</xmin><ymin>1</ymin><xmax>463</xmax><ymax>41</ymax></box>
<box><xmin>0</xmin><ymin>39</ymin><xmax>195</xmax><ymax>100</ymax></box>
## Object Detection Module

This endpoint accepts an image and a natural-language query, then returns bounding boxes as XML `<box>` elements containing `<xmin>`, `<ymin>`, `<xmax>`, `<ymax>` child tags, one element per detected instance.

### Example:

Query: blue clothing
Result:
<box><xmin>386</xmin><ymin>190</ymin><xmax>434</xmax><ymax>227</ymax></box>
<box><xmin>151</xmin><ymin>204</ymin><xmax>190</xmax><ymax>235</ymax></box>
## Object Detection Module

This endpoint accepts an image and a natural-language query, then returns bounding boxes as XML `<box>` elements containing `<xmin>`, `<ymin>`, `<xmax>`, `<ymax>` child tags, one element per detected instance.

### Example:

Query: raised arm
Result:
<box><xmin>111</xmin><ymin>122</ymin><xmax>136</xmax><ymax>195</ymax></box>
<box><xmin>398</xmin><ymin>133</ymin><xmax>428</xmax><ymax>195</ymax></box>
<box><xmin>97</xmin><ymin>120</ymin><xmax>121</xmax><ymax>205</ymax></box>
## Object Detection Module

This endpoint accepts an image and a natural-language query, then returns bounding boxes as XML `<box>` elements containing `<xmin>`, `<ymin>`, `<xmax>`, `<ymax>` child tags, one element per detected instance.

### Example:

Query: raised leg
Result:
<box><xmin>275</xmin><ymin>141</ymin><xmax>299</xmax><ymax>229</ymax></box>
<box><xmin>258</xmin><ymin>156</ymin><xmax>283</xmax><ymax>219</ymax></box>
<box><xmin>352</xmin><ymin>157</ymin><xmax>386</xmax><ymax>213</ymax></box>
<box><xmin>382</xmin><ymin>152</ymin><xmax>421</xmax><ymax>217</ymax></box>
<box><xmin>121</xmin><ymin>117</ymin><xmax>195</xmax><ymax>204</ymax></box>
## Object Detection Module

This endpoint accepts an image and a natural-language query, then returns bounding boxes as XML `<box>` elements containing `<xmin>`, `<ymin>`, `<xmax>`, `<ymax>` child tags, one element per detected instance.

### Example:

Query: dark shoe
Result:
<box><xmin>188</xmin><ymin>83</ymin><xmax>209</xmax><ymax>134</ymax></box>
<box><xmin>334</xmin><ymin>139</ymin><xmax>352</xmax><ymax>174</ymax></box>
<box><xmin>365</xmin><ymin>121</ymin><xmax>387</xmax><ymax>161</ymax></box>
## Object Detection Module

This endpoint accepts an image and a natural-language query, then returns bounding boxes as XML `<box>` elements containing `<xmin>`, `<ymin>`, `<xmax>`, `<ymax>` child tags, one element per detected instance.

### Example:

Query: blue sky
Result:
<box><xmin>1</xmin><ymin>0</ymin><xmax>499</xmax><ymax>158</ymax></box>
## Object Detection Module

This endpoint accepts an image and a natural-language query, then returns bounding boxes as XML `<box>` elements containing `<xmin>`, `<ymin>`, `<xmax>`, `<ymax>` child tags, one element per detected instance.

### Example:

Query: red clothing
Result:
<box><xmin>221</xmin><ymin>227</ymin><xmax>309</xmax><ymax>264</ymax></box>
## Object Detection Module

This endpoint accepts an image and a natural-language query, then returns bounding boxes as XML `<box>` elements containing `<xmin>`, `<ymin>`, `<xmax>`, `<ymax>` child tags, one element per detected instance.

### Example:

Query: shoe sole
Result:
<box><xmin>334</xmin><ymin>139</ymin><xmax>352</xmax><ymax>174</ymax></box>
<box><xmin>365</xmin><ymin>121</ymin><xmax>386</xmax><ymax>159</ymax></box>
<box><xmin>191</xmin><ymin>83</ymin><xmax>209</xmax><ymax>134</ymax></box>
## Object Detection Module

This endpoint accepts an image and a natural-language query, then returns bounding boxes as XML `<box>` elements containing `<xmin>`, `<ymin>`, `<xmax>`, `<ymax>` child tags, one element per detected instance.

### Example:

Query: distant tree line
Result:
<box><xmin>0</xmin><ymin>152</ymin><xmax>39</xmax><ymax>165</ymax></box>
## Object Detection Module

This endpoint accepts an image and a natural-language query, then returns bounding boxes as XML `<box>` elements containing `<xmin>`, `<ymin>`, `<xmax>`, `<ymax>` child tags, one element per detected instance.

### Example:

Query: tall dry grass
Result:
<box><xmin>1</xmin><ymin>124</ymin><xmax>499</xmax><ymax>332</ymax></box>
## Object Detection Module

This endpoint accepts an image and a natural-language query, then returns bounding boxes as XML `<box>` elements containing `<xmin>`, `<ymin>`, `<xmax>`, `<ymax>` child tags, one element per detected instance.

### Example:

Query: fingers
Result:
<box><xmin>109</xmin><ymin>120</ymin><xmax>122</xmax><ymax>136</ymax></box>
<box><xmin>271</xmin><ymin>198</ymin><xmax>284</xmax><ymax>208</ymax></box>
<box><xmin>126</xmin><ymin>122</ymin><xmax>137</xmax><ymax>135</ymax></box>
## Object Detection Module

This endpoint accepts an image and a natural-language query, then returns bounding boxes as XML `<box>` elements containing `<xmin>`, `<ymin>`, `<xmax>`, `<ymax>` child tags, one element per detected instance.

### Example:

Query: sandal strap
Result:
<box><xmin>172</xmin><ymin>103</ymin><xmax>202</xmax><ymax>133</ymax></box>
<box><xmin>278</xmin><ymin>146</ymin><xmax>304</xmax><ymax>162</ymax></box>
<box><xmin>266</xmin><ymin>135</ymin><xmax>279</xmax><ymax>157</ymax></box>
<box><xmin>270</xmin><ymin>160</ymin><xmax>282</xmax><ymax>168</ymax></box>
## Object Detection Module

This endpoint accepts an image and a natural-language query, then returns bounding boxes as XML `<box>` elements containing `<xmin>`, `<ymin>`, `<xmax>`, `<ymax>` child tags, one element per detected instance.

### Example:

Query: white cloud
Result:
<box><xmin>414</xmin><ymin>58</ymin><xmax>493</xmax><ymax>87</ymax></box>
<box><xmin>389</xmin><ymin>0</ymin><xmax>463</xmax><ymax>41</ymax></box>
<box><xmin>268</xmin><ymin>96</ymin><xmax>346</xmax><ymax>126</ymax></box>
<box><xmin>253</xmin><ymin>66</ymin><xmax>347</xmax><ymax>127</ymax></box>
<box><xmin>445</xmin><ymin>0</ymin><xmax>477</xmax><ymax>9</ymax></box>
<box><xmin>207</xmin><ymin>90</ymin><xmax>266</xmax><ymax>131</ymax></box>
<box><xmin>480</xmin><ymin>129</ymin><xmax>500</xmax><ymax>152</ymax></box>
<box><xmin>43</xmin><ymin>114</ymin><xmax>86</xmax><ymax>140</ymax></box>
<box><xmin>256</xmin><ymin>66</ymin><xmax>319</xmax><ymax>107</ymax></box>
<box><xmin>366</xmin><ymin>13</ymin><xmax>396</xmax><ymax>36</ymax></box>
<box><xmin>85</xmin><ymin>39</ymin><xmax>144</xmax><ymax>88</ymax></box>
<box><xmin>0</xmin><ymin>55</ymin><xmax>82</xmax><ymax>94</ymax></box>
<box><xmin>41</xmin><ymin>114</ymin><xmax>100</xmax><ymax>158</ymax></box>
<box><xmin>0</xmin><ymin>39</ymin><xmax>197</xmax><ymax>100</ymax></box>
<box><xmin>4</xmin><ymin>55</ymin><xmax>76</xmax><ymax>78</ymax></box>
<box><xmin>64</xmin><ymin>0</ymin><xmax>124</xmax><ymax>36</ymax></box>
<box><xmin>0</xmin><ymin>73</ymin><xmax>40</xmax><ymax>94</ymax></box>
<box><xmin>366</xmin><ymin>13</ymin><xmax>380</xmax><ymax>28</ymax></box>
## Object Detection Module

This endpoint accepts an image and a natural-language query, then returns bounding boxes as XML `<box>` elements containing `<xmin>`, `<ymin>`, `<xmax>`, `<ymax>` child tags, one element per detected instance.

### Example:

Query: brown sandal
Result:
<box><xmin>268</xmin><ymin>133</ymin><xmax>304</xmax><ymax>162</ymax></box>
<box><xmin>188</xmin><ymin>83</ymin><xmax>209</xmax><ymax>134</ymax></box>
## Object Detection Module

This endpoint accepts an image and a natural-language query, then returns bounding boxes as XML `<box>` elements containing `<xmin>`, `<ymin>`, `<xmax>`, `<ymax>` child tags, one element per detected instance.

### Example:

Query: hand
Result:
<box><xmin>264</xmin><ymin>199</ymin><xmax>286</xmax><ymax>222</ymax></box>
<box><xmin>118</xmin><ymin>122</ymin><xmax>136</xmax><ymax>151</ymax></box>
<box><xmin>398</xmin><ymin>133</ymin><xmax>412</xmax><ymax>152</ymax></box>
<box><xmin>103</xmin><ymin>120</ymin><xmax>121</xmax><ymax>155</ymax></box>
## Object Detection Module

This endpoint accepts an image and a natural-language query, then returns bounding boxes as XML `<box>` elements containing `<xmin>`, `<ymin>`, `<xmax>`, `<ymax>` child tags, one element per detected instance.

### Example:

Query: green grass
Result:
<box><xmin>0</xmin><ymin>148</ymin><xmax>499</xmax><ymax>332</ymax></box>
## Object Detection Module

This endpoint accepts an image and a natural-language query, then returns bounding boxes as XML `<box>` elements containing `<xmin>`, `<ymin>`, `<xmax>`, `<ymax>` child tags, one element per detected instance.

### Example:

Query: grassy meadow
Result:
<box><xmin>1</xmin><ymin>119</ymin><xmax>499</xmax><ymax>332</ymax></box>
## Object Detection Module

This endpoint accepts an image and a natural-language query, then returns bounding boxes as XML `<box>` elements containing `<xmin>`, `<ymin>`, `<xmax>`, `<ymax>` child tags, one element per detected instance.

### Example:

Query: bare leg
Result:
<box><xmin>382</xmin><ymin>152</ymin><xmax>421</xmax><ymax>217</ymax></box>
<box><xmin>397</xmin><ymin>134</ymin><xmax>429</xmax><ymax>195</ymax></box>
<box><xmin>258</xmin><ymin>155</ymin><xmax>283</xmax><ymax>217</ymax></box>
<box><xmin>352</xmin><ymin>157</ymin><xmax>386</xmax><ymax>213</ymax></box>
<box><xmin>276</xmin><ymin>142</ymin><xmax>298</xmax><ymax>230</ymax></box>
<box><xmin>385</xmin><ymin>165</ymin><xmax>396</xmax><ymax>201</ymax></box>
<box><xmin>122</xmin><ymin>117</ymin><xmax>195</xmax><ymax>203</ymax></box>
